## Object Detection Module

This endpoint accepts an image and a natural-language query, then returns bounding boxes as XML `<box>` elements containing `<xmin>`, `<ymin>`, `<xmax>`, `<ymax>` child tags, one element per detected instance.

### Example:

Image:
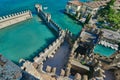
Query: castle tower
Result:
<box><xmin>66</xmin><ymin>4</ymin><xmax>71</xmax><ymax>13</ymax></box>
<box><xmin>74</xmin><ymin>73</ymin><xmax>81</xmax><ymax>80</ymax></box>
<box><xmin>28</xmin><ymin>10</ymin><xmax>32</xmax><ymax>17</ymax></box>
<box><xmin>35</xmin><ymin>4</ymin><xmax>43</xmax><ymax>12</ymax></box>
<box><xmin>47</xmin><ymin>13</ymin><xmax>51</xmax><ymax>22</ymax></box>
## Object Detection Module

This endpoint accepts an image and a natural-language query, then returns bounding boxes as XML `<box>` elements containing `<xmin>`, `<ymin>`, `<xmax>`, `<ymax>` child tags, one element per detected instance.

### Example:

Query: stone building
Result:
<box><xmin>75</xmin><ymin>26</ymin><xmax>100</xmax><ymax>55</ymax></box>
<box><xmin>98</xmin><ymin>29</ymin><xmax>120</xmax><ymax>50</ymax></box>
<box><xmin>82</xmin><ymin>0</ymin><xmax>107</xmax><ymax>17</ymax></box>
<box><xmin>101</xmin><ymin>29</ymin><xmax>120</xmax><ymax>44</ymax></box>
<box><xmin>66</xmin><ymin>0</ymin><xmax>83</xmax><ymax>15</ymax></box>
<box><xmin>65</xmin><ymin>0</ymin><xmax>108</xmax><ymax>22</ymax></box>
<box><xmin>0</xmin><ymin>54</ymin><xmax>22</xmax><ymax>80</ymax></box>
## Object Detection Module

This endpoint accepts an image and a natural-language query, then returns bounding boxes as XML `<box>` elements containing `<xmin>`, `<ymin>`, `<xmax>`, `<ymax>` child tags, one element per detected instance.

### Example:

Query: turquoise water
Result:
<box><xmin>0</xmin><ymin>0</ymin><xmax>82</xmax><ymax>35</ymax></box>
<box><xmin>0</xmin><ymin>0</ymin><xmax>115</xmax><ymax>63</ymax></box>
<box><xmin>94</xmin><ymin>44</ymin><xmax>116</xmax><ymax>57</ymax></box>
<box><xmin>0</xmin><ymin>15</ymin><xmax>56</xmax><ymax>63</ymax></box>
<box><xmin>0</xmin><ymin>0</ymin><xmax>82</xmax><ymax>63</ymax></box>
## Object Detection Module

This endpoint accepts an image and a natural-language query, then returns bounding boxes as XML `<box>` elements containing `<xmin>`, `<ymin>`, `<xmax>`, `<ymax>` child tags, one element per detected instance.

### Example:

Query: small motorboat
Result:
<box><xmin>43</xmin><ymin>7</ymin><xmax>48</xmax><ymax>10</ymax></box>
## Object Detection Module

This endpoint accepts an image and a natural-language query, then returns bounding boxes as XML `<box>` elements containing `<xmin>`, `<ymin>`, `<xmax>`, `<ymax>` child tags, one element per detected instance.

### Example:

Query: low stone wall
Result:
<box><xmin>0</xmin><ymin>10</ymin><xmax>32</xmax><ymax>29</ymax></box>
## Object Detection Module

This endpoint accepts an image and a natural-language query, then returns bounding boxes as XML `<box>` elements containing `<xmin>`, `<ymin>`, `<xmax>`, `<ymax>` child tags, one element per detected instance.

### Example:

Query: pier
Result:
<box><xmin>0</xmin><ymin>10</ymin><xmax>32</xmax><ymax>29</ymax></box>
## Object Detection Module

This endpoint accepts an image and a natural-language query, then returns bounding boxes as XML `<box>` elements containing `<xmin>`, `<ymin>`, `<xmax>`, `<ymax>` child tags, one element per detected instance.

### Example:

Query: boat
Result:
<box><xmin>43</xmin><ymin>7</ymin><xmax>48</xmax><ymax>10</ymax></box>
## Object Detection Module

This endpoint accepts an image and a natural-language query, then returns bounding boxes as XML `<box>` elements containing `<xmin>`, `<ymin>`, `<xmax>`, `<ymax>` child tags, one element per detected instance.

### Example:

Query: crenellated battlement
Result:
<box><xmin>35</xmin><ymin>4</ymin><xmax>63</xmax><ymax>33</ymax></box>
<box><xmin>33</xmin><ymin>4</ymin><xmax>77</xmax><ymax>65</ymax></box>
<box><xmin>34</xmin><ymin>30</ymin><xmax>66</xmax><ymax>64</ymax></box>
<box><xmin>0</xmin><ymin>10</ymin><xmax>32</xmax><ymax>29</ymax></box>
<box><xmin>0</xmin><ymin>10</ymin><xmax>32</xmax><ymax>22</ymax></box>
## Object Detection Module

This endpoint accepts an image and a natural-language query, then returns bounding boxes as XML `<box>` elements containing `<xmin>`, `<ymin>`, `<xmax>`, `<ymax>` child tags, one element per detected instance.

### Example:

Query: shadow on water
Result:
<box><xmin>21</xmin><ymin>71</ymin><xmax>39</xmax><ymax>80</ymax></box>
<box><xmin>59</xmin><ymin>9</ymin><xmax>84</xmax><ymax>26</ymax></box>
<box><xmin>13</xmin><ymin>13</ymin><xmax>58</xmax><ymax>65</ymax></box>
<box><xmin>59</xmin><ymin>9</ymin><xmax>65</xmax><ymax>14</ymax></box>
<box><xmin>40</xmin><ymin>20</ymin><xmax>59</xmax><ymax>37</ymax></box>
<box><xmin>14</xmin><ymin>37</ymin><xmax>57</xmax><ymax>65</ymax></box>
<box><xmin>29</xmin><ymin>37</ymin><xmax>56</xmax><ymax>62</ymax></box>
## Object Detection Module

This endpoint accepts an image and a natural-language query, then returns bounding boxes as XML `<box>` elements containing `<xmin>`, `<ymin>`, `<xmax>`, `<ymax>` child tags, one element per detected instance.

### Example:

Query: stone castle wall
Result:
<box><xmin>34</xmin><ymin>30</ymin><xmax>66</xmax><ymax>63</ymax></box>
<box><xmin>34</xmin><ymin>4</ymin><xmax>66</xmax><ymax>63</ymax></box>
<box><xmin>21</xmin><ymin>30</ymin><xmax>66</xmax><ymax>80</ymax></box>
<box><xmin>35</xmin><ymin>4</ymin><xmax>61</xmax><ymax>33</ymax></box>
<box><xmin>0</xmin><ymin>55</ymin><xmax>22</xmax><ymax>80</ymax></box>
<box><xmin>0</xmin><ymin>10</ymin><xmax>32</xmax><ymax>29</ymax></box>
<box><xmin>20</xmin><ymin>4</ymin><xmax>80</xmax><ymax>80</ymax></box>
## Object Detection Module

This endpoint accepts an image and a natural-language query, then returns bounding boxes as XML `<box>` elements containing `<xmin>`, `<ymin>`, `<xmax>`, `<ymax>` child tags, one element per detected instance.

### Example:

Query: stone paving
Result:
<box><xmin>0</xmin><ymin>55</ymin><xmax>22</xmax><ymax>80</ymax></box>
<box><xmin>43</xmin><ymin>41</ymin><xmax>70</xmax><ymax>75</ymax></box>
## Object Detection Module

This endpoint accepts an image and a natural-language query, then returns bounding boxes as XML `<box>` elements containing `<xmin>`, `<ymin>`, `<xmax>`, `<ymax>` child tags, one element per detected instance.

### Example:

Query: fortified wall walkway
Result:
<box><xmin>35</xmin><ymin>4</ymin><xmax>61</xmax><ymax>34</ymax></box>
<box><xmin>20</xmin><ymin>4</ymin><xmax>74</xmax><ymax>80</ymax></box>
<box><xmin>43</xmin><ymin>41</ymin><xmax>71</xmax><ymax>75</ymax></box>
<box><xmin>34</xmin><ymin>4</ymin><xmax>68</xmax><ymax>64</ymax></box>
<box><xmin>0</xmin><ymin>10</ymin><xmax>32</xmax><ymax>29</ymax></box>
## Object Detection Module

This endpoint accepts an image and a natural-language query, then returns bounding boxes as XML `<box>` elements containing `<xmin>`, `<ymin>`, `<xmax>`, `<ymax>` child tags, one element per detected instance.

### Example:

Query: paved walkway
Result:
<box><xmin>43</xmin><ymin>41</ymin><xmax>70</xmax><ymax>75</ymax></box>
<box><xmin>105</xmin><ymin>70</ymin><xmax>115</xmax><ymax>80</ymax></box>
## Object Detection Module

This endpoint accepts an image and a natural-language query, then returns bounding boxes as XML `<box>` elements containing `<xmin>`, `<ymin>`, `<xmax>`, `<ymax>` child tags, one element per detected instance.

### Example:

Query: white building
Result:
<box><xmin>66</xmin><ymin>0</ymin><xmax>108</xmax><ymax>22</ymax></box>
<box><xmin>66</xmin><ymin>0</ymin><xmax>83</xmax><ymax>15</ymax></box>
<box><xmin>83</xmin><ymin>1</ymin><xmax>107</xmax><ymax>17</ymax></box>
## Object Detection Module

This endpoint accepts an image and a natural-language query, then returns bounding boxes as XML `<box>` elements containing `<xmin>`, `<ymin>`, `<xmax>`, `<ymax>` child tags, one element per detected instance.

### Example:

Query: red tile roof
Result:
<box><xmin>68</xmin><ymin>0</ymin><xmax>83</xmax><ymax>6</ymax></box>
<box><xmin>85</xmin><ymin>1</ymin><xmax>107</xmax><ymax>8</ymax></box>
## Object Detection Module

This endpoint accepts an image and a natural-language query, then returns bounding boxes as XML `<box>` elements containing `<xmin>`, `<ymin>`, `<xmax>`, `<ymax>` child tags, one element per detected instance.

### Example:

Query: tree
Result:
<box><xmin>97</xmin><ymin>0</ymin><xmax>120</xmax><ymax>30</ymax></box>
<box><xmin>84</xmin><ymin>13</ymin><xmax>92</xmax><ymax>24</ymax></box>
<box><xmin>108</xmin><ymin>0</ymin><xmax>116</xmax><ymax>6</ymax></box>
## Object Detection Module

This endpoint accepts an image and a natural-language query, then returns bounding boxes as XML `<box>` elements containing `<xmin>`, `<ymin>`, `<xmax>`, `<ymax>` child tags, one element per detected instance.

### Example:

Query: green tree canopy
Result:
<box><xmin>97</xmin><ymin>0</ymin><xmax>120</xmax><ymax>30</ymax></box>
